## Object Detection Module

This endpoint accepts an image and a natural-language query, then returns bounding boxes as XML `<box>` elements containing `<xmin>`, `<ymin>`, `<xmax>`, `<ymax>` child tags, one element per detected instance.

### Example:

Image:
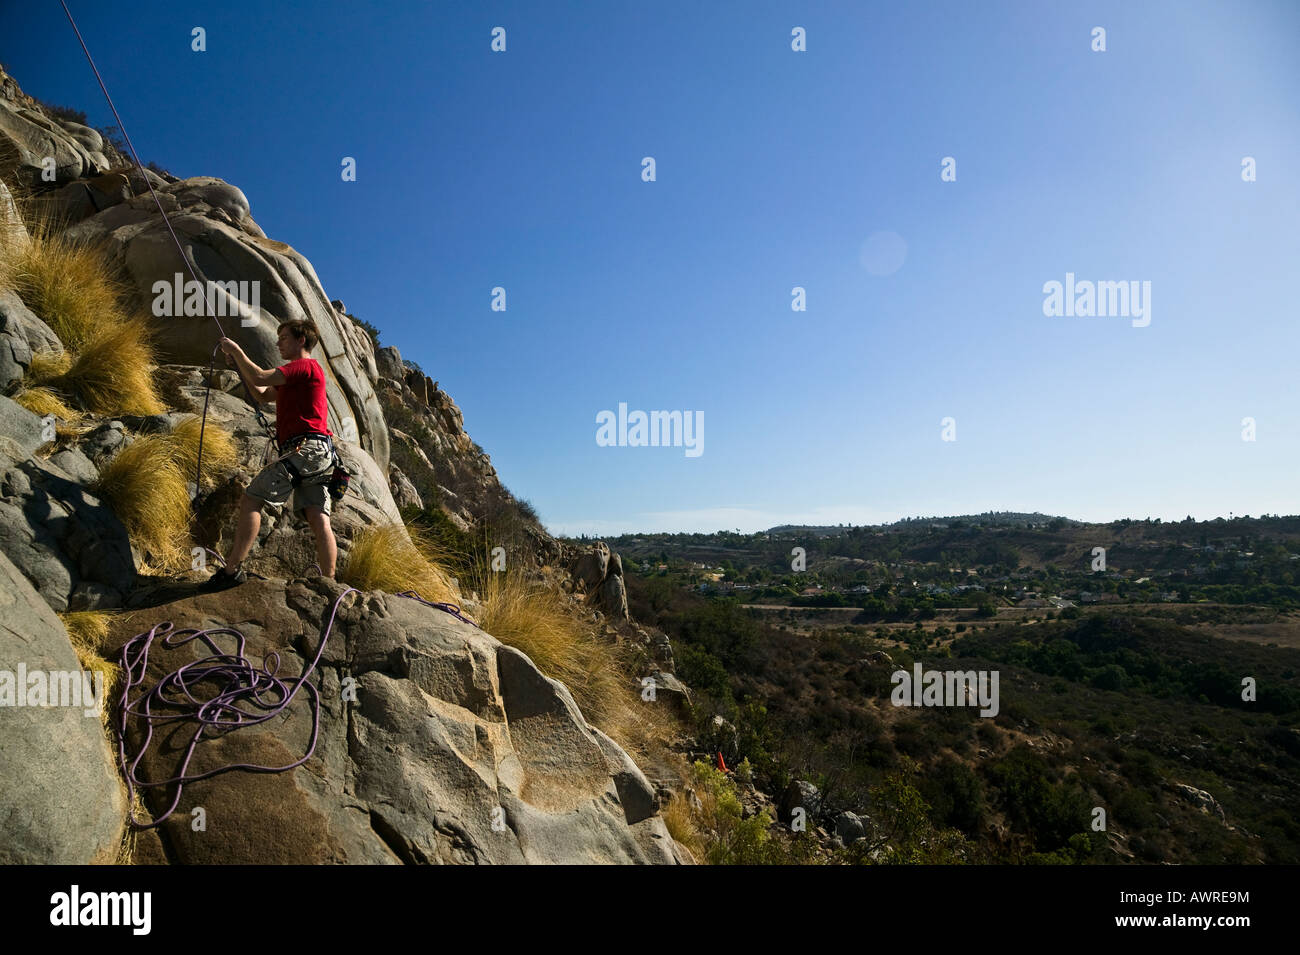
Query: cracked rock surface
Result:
<box><xmin>109</xmin><ymin>578</ymin><xmax>686</xmax><ymax>865</ymax></box>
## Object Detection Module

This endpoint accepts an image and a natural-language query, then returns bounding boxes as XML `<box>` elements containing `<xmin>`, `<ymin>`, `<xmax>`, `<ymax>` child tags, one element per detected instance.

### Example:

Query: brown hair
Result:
<box><xmin>278</xmin><ymin>319</ymin><xmax>320</xmax><ymax>351</ymax></box>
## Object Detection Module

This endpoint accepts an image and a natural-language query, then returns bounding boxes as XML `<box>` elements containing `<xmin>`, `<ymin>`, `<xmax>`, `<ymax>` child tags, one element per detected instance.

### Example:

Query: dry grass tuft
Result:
<box><xmin>662</xmin><ymin>790</ymin><xmax>706</xmax><ymax>863</ymax></box>
<box><xmin>116</xmin><ymin>788</ymin><xmax>149</xmax><ymax>866</ymax></box>
<box><xmin>340</xmin><ymin>523</ymin><xmax>461</xmax><ymax>604</ymax></box>
<box><xmin>468</xmin><ymin>555</ymin><xmax>675</xmax><ymax>761</ymax></box>
<box><xmin>57</xmin><ymin>320</ymin><xmax>163</xmax><ymax>416</ymax></box>
<box><xmin>59</xmin><ymin>610</ymin><xmax>120</xmax><ymax>721</ymax></box>
<box><xmin>166</xmin><ymin>415</ymin><xmax>237</xmax><ymax>488</ymax></box>
<box><xmin>92</xmin><ymin>435</ymin><xmax>192</xmax><ymax>568</ymax></box>
<box><xmin>24</xmin><ymin>349</ymin><xmax>70</xmax><ymax>383</ymax></box>
<box><xmin>3</xmin><ymin>221</ymin><xmax>125</xmax><ymax>351</ymax></box>
<box><xmin>2</xmin><ymin>216</ymin><xmax>164</xmax><ymax>416</ymax></box>
<box><xmin>11</xmin><ymin>385</ymin><xmax>79</xmax><ymax>422</ymax></box>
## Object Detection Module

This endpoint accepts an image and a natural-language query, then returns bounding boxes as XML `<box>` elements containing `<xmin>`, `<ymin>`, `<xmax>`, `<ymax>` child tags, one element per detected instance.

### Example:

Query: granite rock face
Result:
<box><xmin>110</xmin><ymin>579</ymin><xmax>686</xmax><ymax>865</ymax></box>
<box><xmin>0</xmin><ymin>549</ymin><xmax>124</xmax><ymax>863</ymax></box>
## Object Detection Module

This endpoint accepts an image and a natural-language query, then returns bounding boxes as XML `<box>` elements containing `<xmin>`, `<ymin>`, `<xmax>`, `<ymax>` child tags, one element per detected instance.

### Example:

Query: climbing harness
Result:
<box><xmin>118</xmin><ymin>587</ymin><xmax>479</xmax><ymax>829</ymax></box>
<box><xmin>277</xmin><ymin>431</ymin><xmax>352</xmax><ymax>503</ymax></box>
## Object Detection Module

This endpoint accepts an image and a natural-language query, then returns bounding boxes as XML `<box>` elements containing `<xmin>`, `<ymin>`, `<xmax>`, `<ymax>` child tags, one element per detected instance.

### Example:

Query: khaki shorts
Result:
<box><xmin>245</xmin><ymin>436</ymin><xmax>334</xmax><ymax>517</ymax></box>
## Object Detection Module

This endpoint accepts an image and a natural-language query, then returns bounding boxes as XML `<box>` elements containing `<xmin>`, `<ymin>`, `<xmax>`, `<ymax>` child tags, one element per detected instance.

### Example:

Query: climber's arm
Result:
<box><xmin>220</xmin><ymin>338</ymin><xmax>286</xmax><ymax>400</ymax></box>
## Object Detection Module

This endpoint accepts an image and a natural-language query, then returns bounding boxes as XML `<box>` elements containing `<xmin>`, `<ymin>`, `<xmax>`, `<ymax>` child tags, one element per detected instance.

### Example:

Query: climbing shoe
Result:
<box><xmin>200</xmin><ymin>566</ymin><xmax>247</xmax><ymax>592</ymax></box>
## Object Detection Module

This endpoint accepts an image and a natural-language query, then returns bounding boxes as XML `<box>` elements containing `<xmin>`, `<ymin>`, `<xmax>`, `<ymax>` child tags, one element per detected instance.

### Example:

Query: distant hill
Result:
<box><xmin>768</xmin><ymin>512</ymin><xmax>1075</xmax><ymax>536</ymax></box>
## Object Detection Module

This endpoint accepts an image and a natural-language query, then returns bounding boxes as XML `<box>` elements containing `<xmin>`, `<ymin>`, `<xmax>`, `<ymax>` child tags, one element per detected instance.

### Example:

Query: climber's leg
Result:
<box><xmin>303</xmin><ymin>506</ymin><xmax>337</xmax><ymax>578</ymax></box>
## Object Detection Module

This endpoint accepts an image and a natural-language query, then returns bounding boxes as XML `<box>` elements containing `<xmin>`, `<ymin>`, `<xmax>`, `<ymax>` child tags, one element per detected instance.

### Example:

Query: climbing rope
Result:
<box><xmin>60</xmin><ymin>0</ymin><xmax>276</xmax><ymax>502</ymax></box>
<box><xmin>396</xmin><ymin>590</ymin><xmax>482</xmax><ymax>629</ymax></box>
<box><xmin>117</xmin><ymin>588</ymin><xmax>478</xmax><ymax>828</ymax></box>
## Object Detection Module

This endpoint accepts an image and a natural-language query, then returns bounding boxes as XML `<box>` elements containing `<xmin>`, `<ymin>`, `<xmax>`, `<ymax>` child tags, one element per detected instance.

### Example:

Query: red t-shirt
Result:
<box><xmin>274</xmin><ymin>357</ymin><xmax>332</xmax><ymax>444</ymax></box>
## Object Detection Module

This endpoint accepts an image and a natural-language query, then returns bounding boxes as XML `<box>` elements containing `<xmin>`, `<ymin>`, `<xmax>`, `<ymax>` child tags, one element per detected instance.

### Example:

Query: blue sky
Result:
<box><xmin>4</xmin><ymin>1</ymin><xmax>1298</xmax><ymax>536</ymax></box>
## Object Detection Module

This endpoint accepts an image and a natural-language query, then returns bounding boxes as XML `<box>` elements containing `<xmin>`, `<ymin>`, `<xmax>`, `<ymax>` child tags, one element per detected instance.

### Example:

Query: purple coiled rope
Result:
<box><xmin>118</xmin><ymin>587</ymin><xmax>480</xmax><ymax>828</ymax></box>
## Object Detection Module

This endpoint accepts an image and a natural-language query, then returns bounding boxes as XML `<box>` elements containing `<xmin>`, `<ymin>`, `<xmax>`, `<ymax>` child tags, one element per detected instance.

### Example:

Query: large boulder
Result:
<box><xmin>0</xmin><ymin>393</ymin><xmax>47</xmax><ymax>455</ymax></box>
<box><xmin>0</xmin><ymin>401</ymin><xmax>137</xmax><ymax>611</ymax></box>
<box><xmin>0</xmin><ymin>103</ymin><xmax>112</xmax><ymax>188</ymax></box>
<box><xmin>779</xmin><ymin>779</ymin><xmax>822</xmax><ymax>825</ymax></box>
<box><xmin>567</xmin><ymin>541</ymin><xmax>630</xmax><ymax>621</ymax></box>
<box><xmin>375</xmin><ymin>345</ymin><xmax>404</xmax><ymax>381</ymax></box>
<box><xmin>1</xmin><ymin>288</ymin><xmax>64</xmax><ymax>392</ymax></box>
<box><xmin>0</xmin><ymin>314</ymin><xmax>30</xmax><ymax>392</ymax></box>
<box><xmin>107</xmin><ymin>577</ymin><xmax>687</xmax><ymax>864</ymax></box>
<box><xmin>0</xmin><ymin>287</ymin><xmax>62</xmax><ymax>358</ymax></box>
<box><xmin>63</xmin><ymin>177</ymin><xmax>389</xmax><ymax>473</ymax></box>
<box><xmin>0</xmin><ymin>549</ymin><xmax>124</xmax><ymax>862</ymax></box>
<box><xmin>572</xmin><ymin>542</ymin><xmax>610</xmax><ymax>593</ymax></box>
<box><xmin>600</xmin><ymin>574</ymin><xmax>630</xmax><ymax>621</ymax></box>
<box><xmin>835</xmin><ymin>810</ymin><xmax>867</xmax><ymax>845</ymax></box>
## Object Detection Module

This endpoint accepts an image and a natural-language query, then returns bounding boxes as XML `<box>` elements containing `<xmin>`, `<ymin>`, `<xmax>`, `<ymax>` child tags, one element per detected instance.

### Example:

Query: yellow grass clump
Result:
<box><xmin>56</xmin><ymin>320</ymin><xmax>164</xmax><ymax>416</ymax></box>
<box><xmin>11</xmin><ymin>385</ymin><xmax>79</xmax><ymax>423</ymax></box>
<box><xmin>92</xmin><ymin>434</ymin><xmax>192</xmax><ymax>568</ymax></box>
<box><xmin>662</xmin><ymin>790</ymin><xmax>705</xmax><ymax>863</ymax></box>
<box><xmin>166</xmin><ymin>415</ymin><xmax>238</xmax><ymax>488</ymax></box>
<box><xmin>340</xmin><ymin>523</ymin><xmax>462</xmax><ymax>604</ymax></box>
<box><xmin>59</xmin><ymin>610</ymin><xmax>120</xmax><ymax>723</ymax></box>
<box><xmin>475</xmin><ymin>566</ymin><xmax>622</xmax><ymax>720</ymax></box>
<box><xmin>467</xmin><ymin>556</ymin><xmax>677</xmax><ymax>760</ymax></box>
<box><xmin>1</xmin><ymin>217</ymin><xmax>164</xmax><ymax>416</ymax></box>
<box><xmin>59</xmin><ymin>608</ymin><xmax>142</xmax><ymax>863</ymax></box>
<box><xmin>23</xmin><ymin>349</ymin><xmax>70</xmax><ymax>384</ymax></box>
<box><xmin>3</xmin><ymin>223</ymin><xmax>124</xmax><ymax>351</ymax></box>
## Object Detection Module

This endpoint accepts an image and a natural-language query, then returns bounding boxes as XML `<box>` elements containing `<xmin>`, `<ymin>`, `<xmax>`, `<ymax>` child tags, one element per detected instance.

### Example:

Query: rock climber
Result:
<box><xmin>201</xmin><ymin>319</ymin><xmax>338</xmax><ymax>590</ymax></box>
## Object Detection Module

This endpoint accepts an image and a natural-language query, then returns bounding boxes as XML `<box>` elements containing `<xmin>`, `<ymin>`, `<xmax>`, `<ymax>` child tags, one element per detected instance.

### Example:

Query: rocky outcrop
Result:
<box><xmin>1175</xmin><ymin>783</ymin><xmax>1227</xmax><ymax>823</ymax></box>
<box><xmin>779</xmin><ymin>779</ymin><xmax>822</xmax><ymax>825</ymax></box>
<box><xmin>113</xmin><ymin>578</ymin><xmax>685</xmax><ymax>864</ymax></box>
<box><xmin>375</xmin><ymin>345</ymin><xmax>403</xmax><ymax>381</ymax></box>
<box><xmin>389</xmin><ymin>465</ymin><xmax>423</xmax><ymax>511</ymax></box>
<box><xmin>0</xmin><ymin>396</ymin><xmax>136</xmax><ymax>611</ymax></box>
<box><xmin>564</xmin><ymin>540</ymin><xmax>630</xmax><ymax>621</ymax></box>
<box><xmin>42</xmin><ymin>169</ymin><xmax>142</xmax><ymax>223</ymax></box>
<box><xmin>62</xmin><ymin>178</ymin><xmax>390</xmax><ymax>474</ymax></box>
<box><xmin>0</xmin><ymin>287</ymin><xmax>61</xmax><ymax>390</ymax></box>
<box><xmin>0</xmin><ymin>77</ymin><xmax>114</xmax><ymax>188</ymax></box>
<box><xmin>0</xmin><ymin>549</ymin><xmax>124</xmax><ymax>863</ymax></box>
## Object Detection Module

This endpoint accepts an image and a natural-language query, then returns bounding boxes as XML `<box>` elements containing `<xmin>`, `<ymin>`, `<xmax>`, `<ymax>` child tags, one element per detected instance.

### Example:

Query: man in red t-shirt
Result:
<box><xmin>202</xmin><ymin>319</ymin><xmax>339</xmax><ymax>590</ymax></box>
